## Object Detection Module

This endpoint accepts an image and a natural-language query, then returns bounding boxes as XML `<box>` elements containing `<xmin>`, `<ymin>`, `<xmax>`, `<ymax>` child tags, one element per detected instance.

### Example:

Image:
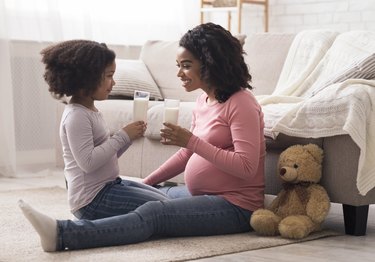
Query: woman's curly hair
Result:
<box><xmin>179</xmin><ymin>22</ymin><xmax>252</xmax><ymax>103</ymax></box>
<box><xmin>41</xmin><ymin>40</ymin><xmax>115</xmax><ymax>100</ymax></box>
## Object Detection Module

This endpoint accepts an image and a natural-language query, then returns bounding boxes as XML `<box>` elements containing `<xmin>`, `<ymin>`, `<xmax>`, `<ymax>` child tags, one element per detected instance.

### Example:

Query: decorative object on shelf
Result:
<box><xmin>200</xmin><ymin>0</ymin><xmax>268</xmax><ymax>33</ymax></box>
<box><xmin>212</xmin><ymin>0</ymin><xmax>236</xmax><ymax>7</ymax></box>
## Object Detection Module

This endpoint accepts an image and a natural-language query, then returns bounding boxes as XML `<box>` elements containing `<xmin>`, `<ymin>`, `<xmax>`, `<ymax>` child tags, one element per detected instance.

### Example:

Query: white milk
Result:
<box><xmin>133</xmin><ymin>98</ymin><xmax>148</xmax><ymax>122</ymax></box>
<box><xmin>163</xmin><ymin>107</ymin><xmax>179</xmax><ymax>125</ymax></box>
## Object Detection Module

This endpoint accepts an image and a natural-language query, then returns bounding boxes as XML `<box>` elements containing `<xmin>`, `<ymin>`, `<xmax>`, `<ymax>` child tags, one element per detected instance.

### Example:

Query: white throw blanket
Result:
<box><xmin>258</xmin><ymin>30</ymin><xmax>375</xmax><ymax>195</ymax></box>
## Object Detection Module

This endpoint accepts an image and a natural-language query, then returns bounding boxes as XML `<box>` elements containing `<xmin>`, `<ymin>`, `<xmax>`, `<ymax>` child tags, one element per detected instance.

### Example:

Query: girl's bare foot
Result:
<box><xmin>18</xmin><ymin>199</ymin><xmax>58</xmax><ymax>252</ymax></box>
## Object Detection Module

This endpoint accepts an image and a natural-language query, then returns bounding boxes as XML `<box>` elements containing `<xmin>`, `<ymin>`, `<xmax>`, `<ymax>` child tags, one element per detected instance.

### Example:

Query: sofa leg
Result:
<box><xmin>342</xmin><ymin>204</ymin><xmax>369</xmax><ymax>236</ymax></box>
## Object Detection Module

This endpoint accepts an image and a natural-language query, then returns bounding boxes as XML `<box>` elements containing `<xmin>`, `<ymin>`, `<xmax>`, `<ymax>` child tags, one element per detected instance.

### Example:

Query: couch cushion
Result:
<box><xmin>95</xmin><ymin>100</ymin><xmax>161</xmax><ymax>134</ymax></box>
<box><xmin>109</xmin><ymin>59</ymin><xmax>163</xmax><ymax>101</ymax></box>
<box><xmin>265</xmin><ymin>133</ymin><xmax>323</xmax><ymax>150</ymax></box>
<box><xmin>308</xmin><ymin>53</ymin><xmax>375</xmax><ymax>97</ymax></box>
<box><xmin>140</xmin><ymin>40</ymin><xmax>203</xmax><ymax>102</ymax></box>
<box><xmin>243</xmin><ymin>33</ymin><xmax>295</xmax><ymax>96</ymax></box>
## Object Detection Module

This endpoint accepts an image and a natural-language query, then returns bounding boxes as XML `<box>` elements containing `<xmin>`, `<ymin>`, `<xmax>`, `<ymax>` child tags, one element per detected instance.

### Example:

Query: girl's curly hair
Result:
<box><xmin>179</xmin><ymin>23</ymin><xmax>252</xmax><ymax>103</ymax></box>
<box><xmin>41</xmin><ymin>40</ymin><xmax>115</xmax><ymax>100</ymax></box>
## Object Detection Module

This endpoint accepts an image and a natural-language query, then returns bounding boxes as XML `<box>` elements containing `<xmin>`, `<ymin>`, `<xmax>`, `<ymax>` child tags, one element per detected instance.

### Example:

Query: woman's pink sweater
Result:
<box><xmin>144</xmin><ymin>90</ymin><xmax>265</xmax><ymax>211</ymax></box>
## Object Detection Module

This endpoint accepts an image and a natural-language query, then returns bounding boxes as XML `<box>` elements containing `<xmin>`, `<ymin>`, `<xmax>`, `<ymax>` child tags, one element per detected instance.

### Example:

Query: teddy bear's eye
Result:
<box><xmin>293</xmin><ymin>164</ymin><xmax>298</xmax><ymax>169</ymax></box>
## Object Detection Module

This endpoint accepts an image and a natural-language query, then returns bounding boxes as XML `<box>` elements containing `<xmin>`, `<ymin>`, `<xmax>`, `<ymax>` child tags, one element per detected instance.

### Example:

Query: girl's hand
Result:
<box><xmin>160</xmin><ymin>122</ymin><xmax>192</xmax><ymax>148</ymax></box>
<box><xmin>123</xmin><ymin>121</ymin><xmax>147</xmax><ymax>141</ymax></box>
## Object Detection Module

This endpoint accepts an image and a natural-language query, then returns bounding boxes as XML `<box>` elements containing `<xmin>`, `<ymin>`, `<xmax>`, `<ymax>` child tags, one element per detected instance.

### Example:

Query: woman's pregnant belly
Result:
<box><xmin>184</xmin><ymin>153</ymin><xmax>229</xmax><ymax>195</ymax></box>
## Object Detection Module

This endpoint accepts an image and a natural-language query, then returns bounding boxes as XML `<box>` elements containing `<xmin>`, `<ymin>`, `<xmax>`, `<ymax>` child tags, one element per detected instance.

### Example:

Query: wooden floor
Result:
<box><xmin>1</xmin><ymin>166</ymin><xmax>374</xmax><ymax>262</ymax></box>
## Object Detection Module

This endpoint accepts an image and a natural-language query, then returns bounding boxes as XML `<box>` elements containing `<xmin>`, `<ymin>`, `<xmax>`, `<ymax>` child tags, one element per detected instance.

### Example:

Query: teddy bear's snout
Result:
<box><xmin>279</xmin><ymin>166</ymin><xmax>298</xmax><ymax>182</ymax></box>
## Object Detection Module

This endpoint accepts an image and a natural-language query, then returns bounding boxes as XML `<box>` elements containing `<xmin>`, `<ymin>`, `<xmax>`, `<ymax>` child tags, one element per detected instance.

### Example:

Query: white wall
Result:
<box><xmin>206</xmin><ymin>0</ymin><xmax>375</xmax><ymax>34</ymax></box>
<box><xmin>268</xmin><ymin>0</ymin><xmax>375</xmax><ymax>33</ymax></box>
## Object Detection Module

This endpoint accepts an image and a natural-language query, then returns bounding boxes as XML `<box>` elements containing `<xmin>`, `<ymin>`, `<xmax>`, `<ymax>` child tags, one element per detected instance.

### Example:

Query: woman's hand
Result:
<box><xmin>160</xmin><ymin>122</ymin><xmax>192</xmax><ymax>147</ymax></box>
<box><xmin>123</xmin><ymin>121</ymin><xmax>147</xmax><ymax>141</ymax></box>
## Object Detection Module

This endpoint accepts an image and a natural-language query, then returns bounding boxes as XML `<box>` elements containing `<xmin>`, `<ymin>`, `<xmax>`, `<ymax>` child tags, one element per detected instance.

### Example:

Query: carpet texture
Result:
<box><xmin>0</xmin><ymin>186</ymin><xmax>339</xmax><ymax>262</ymax></box>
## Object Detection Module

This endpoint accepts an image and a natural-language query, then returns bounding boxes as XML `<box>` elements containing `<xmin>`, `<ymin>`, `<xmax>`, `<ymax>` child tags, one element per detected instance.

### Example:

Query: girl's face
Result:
<box><xmin>92</xmin><ymin>61</ymin><xmax>116</xmax><ymax>101</ymax></box>
<box><xmin>176</xmin><ymin>47</ymin><xmax>209</xmax><ymax>93</ymax></box>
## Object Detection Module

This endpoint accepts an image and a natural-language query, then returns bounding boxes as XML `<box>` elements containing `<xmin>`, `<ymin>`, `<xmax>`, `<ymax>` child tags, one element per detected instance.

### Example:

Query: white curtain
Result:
<box><xmin>0</xmin><ymin>0</ymin><xmax>199</xmax><ymax>177</ymax></box>
<box><xmin>0</xmin><ymin>1</ymin><xmax>16</xmax><ymax>176</ymax></box>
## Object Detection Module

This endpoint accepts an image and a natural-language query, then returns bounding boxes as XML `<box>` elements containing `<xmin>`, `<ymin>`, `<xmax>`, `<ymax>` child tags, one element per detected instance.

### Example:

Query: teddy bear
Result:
<box><xmin>250</xmin><ymin>143</ymin><xmax>330</xmax><ymax>239</ymax></box>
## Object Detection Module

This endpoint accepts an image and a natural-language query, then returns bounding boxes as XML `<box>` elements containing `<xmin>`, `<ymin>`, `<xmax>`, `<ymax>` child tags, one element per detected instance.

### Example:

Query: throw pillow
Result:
<box><xmin>109</xmin><ymin>59</ymin><xmax>163</xmax><ymax>101</ymax></box>
<box><xmin>309</xmin><ymin>53</ymin><xmax>375</xmax><ymax>97</ymax></box>
<box><xmin>140</xmin><ymin>40</ymin><xmax>202</xmax><ymax>102</ymax></box>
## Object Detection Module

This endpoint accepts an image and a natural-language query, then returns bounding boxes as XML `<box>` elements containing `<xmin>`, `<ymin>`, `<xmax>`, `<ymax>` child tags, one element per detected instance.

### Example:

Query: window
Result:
<box><xmin>4</xmin><ymin>0</ymin><xmax>196</xmax><ymax>45</ymax></box>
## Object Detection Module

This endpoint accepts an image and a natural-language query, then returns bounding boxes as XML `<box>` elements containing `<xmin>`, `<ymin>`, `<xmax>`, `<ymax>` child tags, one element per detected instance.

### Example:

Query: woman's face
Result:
<box><xmin>92</xmin><ymin>61</ymin><xmax>116</xmax><ymax>100</ymax></box>
<box><xmin>176</xmin><ymin>47</ymin><xmax>209</xmax><ymax>93</ymax></box>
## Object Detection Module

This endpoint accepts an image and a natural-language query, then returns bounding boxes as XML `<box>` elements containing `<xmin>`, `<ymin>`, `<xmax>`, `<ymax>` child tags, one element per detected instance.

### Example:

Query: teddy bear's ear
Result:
<box><xmin>303</xmin><ymin>143</ymin><xmax>323</xmax><ymax>164</ymax></box>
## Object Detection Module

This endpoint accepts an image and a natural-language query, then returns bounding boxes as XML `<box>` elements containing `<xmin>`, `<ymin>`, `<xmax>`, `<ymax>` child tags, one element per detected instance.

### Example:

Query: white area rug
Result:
<box><xmin>0</xmin><ymin>187</ymin><xmax>339</xmax><ymax>262</ymax></box>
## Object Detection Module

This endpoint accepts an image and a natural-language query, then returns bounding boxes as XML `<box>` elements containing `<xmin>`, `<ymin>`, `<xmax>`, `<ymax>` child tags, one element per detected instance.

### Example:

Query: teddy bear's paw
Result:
<box><xmin>279</xmin><ymin>215</ymin><xmax>315</xmax><ymax>239</ymax></box>
<box><xmin>250</xmin><ymin>209</ymin><xmax>281</xmax><ymax>236</ymax></box>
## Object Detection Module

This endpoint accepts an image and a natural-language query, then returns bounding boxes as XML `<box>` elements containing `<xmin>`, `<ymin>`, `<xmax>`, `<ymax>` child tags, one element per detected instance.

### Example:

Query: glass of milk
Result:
<box><xmin>133</xmin><ymin>90</ymin><xmax>150</xmax><ymax>122</ymax></box>
<box><xmin>163</xmin><ymin>99</ymin><xmax>180</xmax><ymax>125</ymax></box>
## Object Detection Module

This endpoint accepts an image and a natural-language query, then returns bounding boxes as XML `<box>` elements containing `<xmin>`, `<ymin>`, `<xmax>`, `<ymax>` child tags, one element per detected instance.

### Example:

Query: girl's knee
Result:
<box><xmin>137</xmin><ymin>200</ymin><xmax>166</xmax><ymax>214</ymax></box>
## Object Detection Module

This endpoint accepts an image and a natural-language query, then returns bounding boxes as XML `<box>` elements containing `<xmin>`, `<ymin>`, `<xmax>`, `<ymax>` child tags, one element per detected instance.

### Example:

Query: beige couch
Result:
<box><xmin>56</xmin><ymin>32</ymin><xmax>375</xmax><ymax>236</ymax></box>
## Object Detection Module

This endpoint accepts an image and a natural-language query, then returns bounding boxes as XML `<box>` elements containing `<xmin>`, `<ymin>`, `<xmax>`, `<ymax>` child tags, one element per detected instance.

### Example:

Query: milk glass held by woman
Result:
<box><xmin>19</xmin><ymin>23</ymin><xmax>265</xmax><ymax>251</ymax></box>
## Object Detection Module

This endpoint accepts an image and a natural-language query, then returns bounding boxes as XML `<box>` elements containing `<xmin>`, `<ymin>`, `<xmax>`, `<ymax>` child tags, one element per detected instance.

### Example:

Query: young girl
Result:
<box><xmin>41</xmin><ymin>40</ymin><xmax>168</xmax><ymax>220</ymax></box>
<box><xmin>19</xmin><ymin>23</ymin><xmax>265</xmax><ymax>251</ymax></box>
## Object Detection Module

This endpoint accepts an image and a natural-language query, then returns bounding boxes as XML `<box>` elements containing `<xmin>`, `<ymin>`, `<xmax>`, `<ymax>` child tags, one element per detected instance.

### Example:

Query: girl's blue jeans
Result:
<box><xmin>73</xmin><ymin>177</ymin><xmax>169</xmax><ymax>219</ymax></box>
<box><xmin>58</xmin><ymin>181</ymin><xmax>252</xmax><ymax>250</ymax></box>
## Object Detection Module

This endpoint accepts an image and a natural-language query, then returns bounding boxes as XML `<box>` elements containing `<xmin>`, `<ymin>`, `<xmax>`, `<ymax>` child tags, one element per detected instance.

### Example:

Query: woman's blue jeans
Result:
<box><xmin>57</xmin><ymin>185</ymin><xmax>252</xmax><ymax>250</ymax></box>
